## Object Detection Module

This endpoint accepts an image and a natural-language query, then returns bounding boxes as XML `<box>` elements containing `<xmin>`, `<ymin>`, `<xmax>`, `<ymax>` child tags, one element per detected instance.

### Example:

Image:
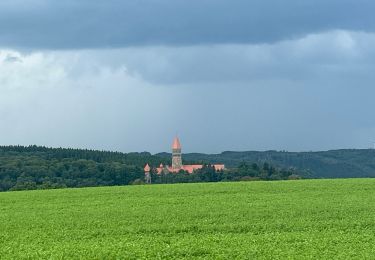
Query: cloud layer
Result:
<box><xmin>1</xmin><ymin>30</ymin><xmax>375</xmax><ymax>152</ymax></box>
<box><xmin>1</xmin><ymin>0</ymin><xmax>375</xmax><ymax>49</ymax></box>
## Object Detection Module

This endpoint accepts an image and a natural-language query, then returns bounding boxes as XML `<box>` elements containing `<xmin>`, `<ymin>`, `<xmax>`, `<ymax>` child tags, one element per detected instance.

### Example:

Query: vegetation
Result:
<box><xmin>1</xmin><ymin>145</ymin><xmax>375</xmax><ymax>191</ymax></box>
<box><xmin>0</xmin><ymin>146</ymin><xmax>300</xmax><ymax>192</ymax></box>
<box><xmin>0</xmin><ymin>145</ymin><xmax>159</xmax><ymax>192</ymax></box>
<box><xmin>151</xmin><ymin>162</ymin><xmax>301</xmax><ymax>184</ymax></box>
<box><xmin>0</xmin><ymin>179</ymin><xmax>374</xmax><ymax>259</ymax></box>
<box><xmin>159</xmin><ymin>149</ymin><xmax>375</xmax><ymax>178</ymax></box>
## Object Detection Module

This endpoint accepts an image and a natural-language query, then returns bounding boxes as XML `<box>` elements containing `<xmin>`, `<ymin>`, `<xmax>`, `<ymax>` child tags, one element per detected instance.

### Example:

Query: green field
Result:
<box><xmin>0</xmin><ymin>179</ymin><xmax>374</xmax><ymax>259</ymax></box>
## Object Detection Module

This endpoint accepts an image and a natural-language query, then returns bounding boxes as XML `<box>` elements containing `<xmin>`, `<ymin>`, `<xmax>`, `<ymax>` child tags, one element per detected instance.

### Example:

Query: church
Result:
<box><xmin>144</xmin><ymin>137</ymin><xmax>225</xmax><ymax>183</ymax></box>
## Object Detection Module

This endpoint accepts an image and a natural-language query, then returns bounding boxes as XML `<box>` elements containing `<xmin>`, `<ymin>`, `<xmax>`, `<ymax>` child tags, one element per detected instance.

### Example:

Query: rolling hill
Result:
<box><xmin>158</xmin><ymin>149</ymin><xmax>375</xmax><ymax>178</ymax></box>
<box><xmin>1</xmin><ymin>145</ymin><xmax>375</xmax><ymax>192</ymax></box>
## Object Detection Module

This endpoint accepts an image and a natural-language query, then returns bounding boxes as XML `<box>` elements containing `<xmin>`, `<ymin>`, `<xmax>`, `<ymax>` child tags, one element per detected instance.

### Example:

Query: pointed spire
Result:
<box><xmin>144</xmin><ymin>163</ymin><xmax>151</xmax><ymax>172</ymax></box>
<box><xmin>172</xmin><ymin>136</ymin><xmax>181</xmax><ymax>150</ymax></box>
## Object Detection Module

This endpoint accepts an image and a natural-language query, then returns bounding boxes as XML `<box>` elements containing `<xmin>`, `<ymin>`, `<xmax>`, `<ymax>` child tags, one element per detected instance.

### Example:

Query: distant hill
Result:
<box><xmin>1</xmin><ymin>145</ymin><xmax>374</xmax><ymax>192</ymax></box>
<box><xmin>157</xmin><ymin>149</ymin><xmax>375</xmax><ymax>178</ymax></box>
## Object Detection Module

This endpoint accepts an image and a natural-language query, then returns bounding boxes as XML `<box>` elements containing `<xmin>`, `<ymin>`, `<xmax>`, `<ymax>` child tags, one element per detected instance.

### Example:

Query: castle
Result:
<box><xmin>144</xmin><ymin>137</ymin><xmax>225</xmax><ymax>183</ymax></box>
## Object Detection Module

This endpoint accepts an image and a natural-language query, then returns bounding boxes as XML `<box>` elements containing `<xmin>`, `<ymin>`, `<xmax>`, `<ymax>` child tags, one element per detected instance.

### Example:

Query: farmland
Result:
<box><xmin>0</xmin><ymin>179</ymin><xmax>374</xmax><ymax>259</ymax></box>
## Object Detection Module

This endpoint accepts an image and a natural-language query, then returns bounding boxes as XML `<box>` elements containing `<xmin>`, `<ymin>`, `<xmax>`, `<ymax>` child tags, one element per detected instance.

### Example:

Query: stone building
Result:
<box><xmin>144</xmin><ymin>137</ymin><xmax>225</xmax><ymax>182</ymax></box>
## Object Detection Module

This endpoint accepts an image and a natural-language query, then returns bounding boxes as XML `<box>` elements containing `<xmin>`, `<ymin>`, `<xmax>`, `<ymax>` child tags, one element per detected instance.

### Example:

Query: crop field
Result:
<box><xmin>0</xmin><ymin>179</ymin><xmax>374</xmax><ymax>259</ymax></box>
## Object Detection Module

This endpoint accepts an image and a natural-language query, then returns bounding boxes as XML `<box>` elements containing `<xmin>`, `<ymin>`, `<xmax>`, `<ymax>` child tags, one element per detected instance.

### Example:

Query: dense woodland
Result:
<box><xmin>149</xmin><ymin>163</ymin><xmax>301</xmax><ymax>185</ymax></box>
<box><xmin>2</xmin><ymin>145</ymin><xmax>374</xmax><ymax>192</ymax></box>
<box><xmin>0</xmin><ymin>146</ymin><xmax>158</xmax><ymax>191</ymax></box>
<box><xmin>0</xmin><ymin>146</ymin><xmax>301</xmax><ymax>192</ymax></box>
<box><xmin>159</xmin><ymin>149</ymin><xmax>375</xmax><ymax>178</ymax></box>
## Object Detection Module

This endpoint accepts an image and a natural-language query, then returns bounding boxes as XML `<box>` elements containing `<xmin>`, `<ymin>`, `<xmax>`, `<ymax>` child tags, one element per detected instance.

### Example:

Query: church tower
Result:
<box><xmin>172</xmin><ymin>136</ymin><xmax>182</xmax><ymax>170</ymax></box>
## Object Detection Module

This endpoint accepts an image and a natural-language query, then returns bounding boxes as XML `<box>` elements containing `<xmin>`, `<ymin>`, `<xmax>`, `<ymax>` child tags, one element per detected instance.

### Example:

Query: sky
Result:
<box><xmin>1</xmin><ymin>0</ymin><xmax>375</xmax><ymax>153</ymax></box>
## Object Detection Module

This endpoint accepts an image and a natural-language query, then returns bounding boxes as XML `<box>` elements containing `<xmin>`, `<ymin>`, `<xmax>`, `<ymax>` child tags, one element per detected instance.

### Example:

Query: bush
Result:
<box><xmin>131</xmin><ymin>179</ymin><xmax>145</xmax><ymax>185</ymax></box>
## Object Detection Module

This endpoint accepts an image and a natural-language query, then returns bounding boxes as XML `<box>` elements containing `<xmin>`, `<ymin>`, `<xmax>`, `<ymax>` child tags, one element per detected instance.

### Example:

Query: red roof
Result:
<box><xmin>154</xmin><ymin>164</ymin><xmax>225</xmax><ymax>174</ymax></box>
<box><xmin>182</xmin><ymin>165</ymin><xmax>203</xmax><ymax>173</ymax></box>
<box><xmin>172</xmin><ymin>136</ymin><xmax>181</xmax><ymax>149</ymax></box>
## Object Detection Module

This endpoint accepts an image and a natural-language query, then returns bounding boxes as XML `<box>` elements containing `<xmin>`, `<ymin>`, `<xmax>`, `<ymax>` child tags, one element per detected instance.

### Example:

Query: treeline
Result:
<box><xmin>0</xmin><ymin>145</ymin><xmax>169</xmax><ymax>192</ymax></box>
<box><xmin>149</xmin><ymin>162</ymin><xmax>301</xmax><ymax>184</ymax></box>
<box><xmin>0</xmin><ymin>156</ymin><xmax>145</xmax><ymax>191</ymax></box>
<box><xmin>0</xmin><ymin>145</ymin><xmax>302</xmax><ymax>192</ymax></box>
<box><xmin>0</xmin><ymin>145</ymin><xmax>169</xmax><ymax>166</ymax></box>
<box><xmin>163</xmin><ymin>149</ymin><xmax>375</xmax><ymax>178</ymax></box>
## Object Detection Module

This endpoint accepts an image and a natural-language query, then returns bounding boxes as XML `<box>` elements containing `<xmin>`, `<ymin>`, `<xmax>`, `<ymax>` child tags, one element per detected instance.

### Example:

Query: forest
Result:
<box><xmin>0</xmin><ymin>145</ymin><xmax>300</xmax><ymax>191</ymax></box>
<box><xmin>159</xmin><ymin>149</ymin><xmax>375</xmax><ymax>178</ymax></box>
<box><xmin>149</xmin><ymin>163</ymin><xmax>301</xmax><ymax>185</ymax></box>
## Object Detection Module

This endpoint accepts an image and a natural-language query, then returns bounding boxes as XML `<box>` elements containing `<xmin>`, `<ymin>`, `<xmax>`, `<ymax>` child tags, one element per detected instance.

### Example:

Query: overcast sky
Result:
<box><xmin>1</xmin><ymin>0</ymin><xmax>375</xmax><ymax>153</ymax></box>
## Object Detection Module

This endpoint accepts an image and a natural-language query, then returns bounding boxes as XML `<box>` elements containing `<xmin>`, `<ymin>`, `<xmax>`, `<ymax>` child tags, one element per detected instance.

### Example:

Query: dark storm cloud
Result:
<box><xmin>0</xmin><ymin>0</ymin><xmax>374</xmax><ymax>49</ymax></box>
<box><xmin>1</xmin><ymin>0</ymin><xmax>375</xmax><ymax>153</ymax></box>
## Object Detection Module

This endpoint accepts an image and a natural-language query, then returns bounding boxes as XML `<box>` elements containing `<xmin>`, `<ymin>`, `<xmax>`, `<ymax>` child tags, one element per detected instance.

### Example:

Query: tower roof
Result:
<box><xmin>172</xmin><ymin>136</ymin><xmax>181</xmax><ymax>149</ymax></box>
<box><xmin>144</xmin><ymin>163</ymin><xmax>151</xmax><ymax>172</ymax></box>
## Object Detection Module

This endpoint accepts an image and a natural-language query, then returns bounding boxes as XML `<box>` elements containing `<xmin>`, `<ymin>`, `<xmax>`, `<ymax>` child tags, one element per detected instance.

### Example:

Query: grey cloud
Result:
<box><xmin>0</xmin><ymin>0</ymin><xmax>375</xmax><ymax>49</ymax></box>
<box><xmin>77</xmin><ymin>31</ymin><xmax>375</xmax><ymax>85</ymax></box>
<box><xmin>1</xmin><ymin>32</ymin><xmax>375</xmax><ymax>153</ymax></box>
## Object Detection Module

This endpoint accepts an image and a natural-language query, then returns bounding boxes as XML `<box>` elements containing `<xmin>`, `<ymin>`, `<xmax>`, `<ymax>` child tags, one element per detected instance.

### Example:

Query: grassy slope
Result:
<box><xmin>0</xmin><ymin>179</ymin><xmax>374</xmax><ymax>259</ymax></box>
